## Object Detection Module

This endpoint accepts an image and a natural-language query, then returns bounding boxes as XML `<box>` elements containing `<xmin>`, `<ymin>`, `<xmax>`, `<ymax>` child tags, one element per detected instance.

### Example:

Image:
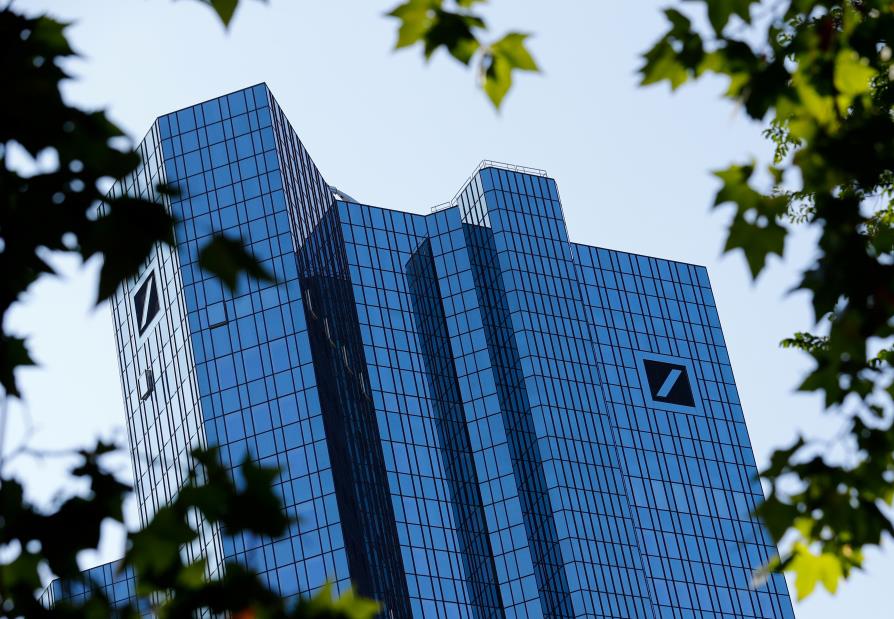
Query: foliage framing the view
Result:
<box><xmin>0</xmin><ymin>2</ymin><xmax>364</xmax><ymax>614</ymax></box>
<box><xmin>386</xmin><ymin>0</ymin><xmax>539</xmax><ymax>108</ymax></box>
<box><xmin>381</xmin><ymin>0</ymin><xmax>894</xmax><ymax>600</ymax></box>
<box><xmin>0</xmin><ymin>6</ymin><xmax>271</xmax><ymax>399</ymax></box>
<box><xmin>0</xmin><ymin>443</ymin><xmax>378</xmax><ymax>618</ymax></box>
<box><xmin>7</xmin><ymin>0</ymin><xmax>894</xmax><ymax>608</ymax></box>
<box><xmin>641</xmin><ymin>0</ymin><xmax>894</xmax><ymax>600</ymax></box>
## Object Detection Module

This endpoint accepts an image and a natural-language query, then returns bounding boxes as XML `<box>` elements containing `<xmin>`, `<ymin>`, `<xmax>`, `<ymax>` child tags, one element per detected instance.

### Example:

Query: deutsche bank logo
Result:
<box><xmin>133</xmin><ymin>271</ymin><xmax>161</xmax><ymax>337</ymax></box>
<box><xmin>642</xmin><ymin>359</ymin><xmax>695</xmax><ymax>407</ymax></box>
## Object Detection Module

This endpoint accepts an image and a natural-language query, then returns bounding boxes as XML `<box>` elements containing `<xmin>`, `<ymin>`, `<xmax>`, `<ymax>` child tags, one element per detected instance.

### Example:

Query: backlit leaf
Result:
<box><xmin>789</xmin><ymin>544</ymin><xmax>844</xmax><ymax>600</ymax></box>
<box><xmin>481</xmin><ymin>32</ymin><xmax>539</xmax><ymax>108</ymax></box>
<box><xmin>833</xmin><ymin>49</ymin><xmax>875</xmax><ymax>97</ymax></box>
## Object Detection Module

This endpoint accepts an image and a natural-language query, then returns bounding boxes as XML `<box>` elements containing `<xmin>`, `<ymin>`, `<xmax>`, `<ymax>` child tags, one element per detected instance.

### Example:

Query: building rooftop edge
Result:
<box><xmin>153</xmin><ymin>82</ymin><xmax>270</xmax><ymax>125</ymax></box>
<box><xmin>138</xmin><ymin>86</ymin><xmax>709</xmax><ymax>274</ymax></box>
<box><xmin>431</xmin><ymin>160</ymin><xmax>548</xmax><ymax>213</ymax></box>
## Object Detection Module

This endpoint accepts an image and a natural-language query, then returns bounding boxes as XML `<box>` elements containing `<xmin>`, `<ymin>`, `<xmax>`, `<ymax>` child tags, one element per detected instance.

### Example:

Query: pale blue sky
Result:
<box><xmin>6</xmin><ymin>1</ymin><xmax>891</xmax><ymax>615</ymax></box>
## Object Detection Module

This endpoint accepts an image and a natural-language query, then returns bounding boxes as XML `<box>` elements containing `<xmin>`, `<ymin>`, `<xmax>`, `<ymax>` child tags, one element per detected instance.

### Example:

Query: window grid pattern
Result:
<box><xmin>107</xmin><ymin>123</ymin><xmax>223</xmax><ymax>575</ymax></box>
<box><xmin>460</xmin><ymin>169</ymin><xmax>653</xmax><ymax>618</ymax></box>
<box><xmin>575</xmin><ymin>245</ymin><xmax>794</xmax><ymax>618</ymax></box>
<box><xmin>462</xmin><ymin>217</ymin><xmax>577</xmax><ymax>618</ymax></box>
<box><xmin>295</xmin><ymin>200</ymin><xmax>411</xmax><ymax>616</ymax></box>
<box><xmin>46</xmin><ymin>84</ymin><xmax>794</xmax><ymax>619</ymax></box>
<box><xmin>426</xmin><ymin>206</ymin><xmax>544</xmax><ymax>618</ymax></box>
<box><xmin>41</xmin><ymin>561</ymin><xmax>150</xmax><ymax>613</ymax></box>
<box><xmin>340</xmin><ymin>201</ymin><xmax>496</xmax><ymax>617</ymax></box>
<box><xmin>406</xmin><ymin>237</ymin><xmax>504</xmax><ymax>616</ymax></box>
<box><xmin>157</xmin><ymin>84</ymin><xmax>350</xmax><ymax>598</ymax></box>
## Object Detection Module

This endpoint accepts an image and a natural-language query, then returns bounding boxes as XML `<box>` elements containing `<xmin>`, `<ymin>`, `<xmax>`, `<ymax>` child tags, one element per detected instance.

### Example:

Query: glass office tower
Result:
<box><xmin>45</xmin><ymin>84</ymin><xmax>794</xmax><ymax>618</ymax></box>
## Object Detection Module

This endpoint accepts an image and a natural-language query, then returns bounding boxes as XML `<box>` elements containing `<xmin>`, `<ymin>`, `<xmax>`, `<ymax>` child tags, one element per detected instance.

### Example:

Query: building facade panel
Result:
<box><xmin>425</xmin><ymin>206</ymin><xmax>545</xmax><ymax>618</ymax></box>
<box><xmin>574</xmin><ymin>246</ymin><xmax>795</xmax><ymax>619</ymax></box>
<box><xmin>455</xmin><ymin>170</ymin><xmax>654</xmax><ymax>618</ymax></box>
<box><xmin>337</xmin><ymin>202</ymin><xmax>489</xmax><ymax>617</ymax></box>
<box><xmin>40</xmin><ymin>561</ymin><xmax>150</xmax><ymax>613</ymax></box>
<box><xmin>154</xmin><ymin>84</ymin><xmax>353</xmax><ymax>600</ymax></box>
<box><xmin>46</xmin><ymin>85</ymin><xmax>794</xmax><ymax>619</ymax></box>
<box><xmin>106</xmin><ymin>120</ymin><xmax>224</xmax><ymax>576</ymax></box>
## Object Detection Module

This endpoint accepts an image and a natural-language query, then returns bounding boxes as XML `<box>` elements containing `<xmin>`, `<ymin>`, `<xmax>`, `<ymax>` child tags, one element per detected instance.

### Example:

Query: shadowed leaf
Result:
<box><xmin>202</xmin><ymin>0</ymin><xmax>239</xmax><ymax>27</ymax></box>
<box><xmin>0</xmin><ymin>335</ymin><xmax>34</xmax><ymax>398</ymax></box>
<box><xmin>82</xmin><ymin>197</ymin><xmax>175</xmax><ymax>302</ymax></box>
<box><xmin>700</xmin><ymin>0</ymin><xmax>754</xmax><ymax>34</ymax></box>
<box><xmin>198</xmin><ymin>234</ymin><xmax>273</xmax><ymax>292</ymax></box>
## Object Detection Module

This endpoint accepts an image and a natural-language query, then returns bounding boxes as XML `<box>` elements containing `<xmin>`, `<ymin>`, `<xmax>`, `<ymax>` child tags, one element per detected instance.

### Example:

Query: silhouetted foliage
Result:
<box><xmin>0</xmin><ymin>444</ymin><xmax>377</xmax><ymax>617</ymax></box>
<box><xmin>0</xmin><ymin>2</ymin><xmax>367</xmax><ymax>614</ymax></box>
<box><xmin>0</xmin><ymin>7</ymin><xmax>272</xmax><ymax>397</ymax></box>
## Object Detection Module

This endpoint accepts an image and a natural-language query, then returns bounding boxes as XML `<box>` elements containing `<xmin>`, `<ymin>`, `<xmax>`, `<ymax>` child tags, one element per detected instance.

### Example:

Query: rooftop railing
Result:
<box><xmin>430</xmin><ymin>159</ymin><xmax>547</xmax><ymax>213</ymax></box>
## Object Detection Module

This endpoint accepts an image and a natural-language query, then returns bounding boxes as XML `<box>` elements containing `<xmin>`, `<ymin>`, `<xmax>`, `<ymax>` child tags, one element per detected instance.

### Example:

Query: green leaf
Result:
<box><xmin>792</xmin><ymin>71</ymin><xmax>836</xmax><ymax>128</ymax></box>
<box><xmin>127</xmin><ymin>506</ymin><xmax>198</xmax><ymax>591</ymax></box>
<box><xmin>713</xmin><ymin>163</ymin><xmax>789</xmax><ymax>277</ymax></box>
<box><xmin>833</xmin><ymin>49</ymin><xmax>875</xmax><ymax>97</ymax></box>
<box><xmin>1</xmin><ymin>552</ymin><xmax>43</xmax><ymax>593</ymax></box>
<box><xmin>490</xmin><ymin>32</ymin><xmax>538</xmax><ymax>71</ymax></box>
<box><xmin>780</xmin><ymin>331</ymin><xmax>828</xmax><ymax>354</ymax></box>
<box><xmin>28</xmin><ymin>15</ymin><xmax>75</xmax><ymax>58</ymax></box>
<box><xmin>640</xmin><ymin>39</ymin><xmax>691</xmax><ymax>89</ymax></box>
<box><xmin>698</xmin><ymin>0</ymin><xmax>754</xmax><ymax>34</ymax></box>
<box><xmin>481</xmin><ymin>32</ymin><xmax>539</xmax><ymax>108</ymax></box>
<box><xmin>176</xmin><ymin>559</ymin><xmax>208</xmax><ymax>589</ymax></box>
<box><xmin>639</xmin><ymin>10</ymin><xmax>705</xmax><ymax>91</ymax></box>
<box><xmin>388</xmin><ymin>0</ymin><xmax>437</xmax><ymax>49</ymax></box>
<box><xmin>424</xmin><ymin>9</ymin><xmax>483</xmax><ymax>64</ymax></box>
<box><xmin>197</xmin><ymin>234</ymin><xmax>274</xmax><ymax>292</ymax></box>
<box><xmin>295</xmin><ymin>582</ymin><xmax>380</xmax><ymax>619</ymax></box>
<box><xmin>789</xmin><ymin>544</ymin><xmax>844</xmax><ymax>600</ymax></box>
<box><xmin>388</xmin><ymin>0</ymin><xmax>484</xmax><ymax>64</ymax></box>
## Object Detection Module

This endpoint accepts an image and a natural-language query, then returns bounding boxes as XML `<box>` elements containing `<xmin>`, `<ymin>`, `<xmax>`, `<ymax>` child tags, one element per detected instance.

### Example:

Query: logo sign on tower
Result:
<box><xmin>641</xmin><ymin>358</ymin><xmax>695</xmax><ymax>408</ymax></box>
<box><xmin>133</xmin><ymin>271</ymin><xmax>161</xmax><ymax>337</ymax></box>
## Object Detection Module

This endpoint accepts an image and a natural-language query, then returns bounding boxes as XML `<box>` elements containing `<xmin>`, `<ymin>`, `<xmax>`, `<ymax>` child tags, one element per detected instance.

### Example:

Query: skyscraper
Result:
<box><xmin>44</xmin><ymin>84</ymin><xmax>795</xmax><ymax>618</ymax></box>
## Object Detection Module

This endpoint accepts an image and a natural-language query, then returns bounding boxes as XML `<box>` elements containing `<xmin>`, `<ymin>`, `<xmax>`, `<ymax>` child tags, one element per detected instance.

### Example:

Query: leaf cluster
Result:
<box><xmin>387</xmin><ymin>0</ymin><xmax>539</xmax><ymax>108</ymax></box>
<box><xmin>0</xmin><ymin>445</ymin><xmax>378</xmax><ymax>618</ymax></box>
<box><xmin>1</xmin><ymin>4</ymin><xmax>271</xmax><ymax>398</ymax></box>
<box><xmin>0</xmin><ymin>442</ymin><xmax>129</xmax><ymax>617</ymax></box>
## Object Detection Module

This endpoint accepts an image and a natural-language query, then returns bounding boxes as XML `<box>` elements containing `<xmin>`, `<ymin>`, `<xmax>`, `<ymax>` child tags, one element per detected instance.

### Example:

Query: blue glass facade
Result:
<box><xmin>40</xmin><ymin>561</ymin><xmax>150</xmax><ymax>614</ymax></box>
<box><xmin>47</xmin><ymin>84</ymin><xmax>793</xmax><ymax>618</ymax></box>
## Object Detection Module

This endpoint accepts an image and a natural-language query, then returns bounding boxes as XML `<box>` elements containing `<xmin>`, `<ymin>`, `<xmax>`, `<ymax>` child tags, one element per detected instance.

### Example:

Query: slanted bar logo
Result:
<box><xmin>642</xmin><ymin>359</ymin><xmax>695</xmax><ymax>407</ymax></box>
<box><xmin>133</xmin><ymin>271</ymin><xmax>161</xmax><ymax>337</ymax></box>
